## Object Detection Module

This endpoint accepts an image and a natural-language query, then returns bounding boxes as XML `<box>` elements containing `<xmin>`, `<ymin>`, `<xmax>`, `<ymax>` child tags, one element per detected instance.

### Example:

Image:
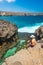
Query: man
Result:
<box><xmin>30</xmin><ymin>35</ymin><xmax>36</xmax><ymax>47</ymax></box>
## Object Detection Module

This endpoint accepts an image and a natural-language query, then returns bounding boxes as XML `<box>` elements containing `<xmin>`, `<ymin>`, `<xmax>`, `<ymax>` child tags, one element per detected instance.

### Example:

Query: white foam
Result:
<box><xmin>18</xmin><ymin>26</ymin><xmax>40</xmax><ymax>33</ymax></box>
<box><xmin>18</xmin><ymin>22</ymin><xmax>43</xmax><ymax>33</ymax></box>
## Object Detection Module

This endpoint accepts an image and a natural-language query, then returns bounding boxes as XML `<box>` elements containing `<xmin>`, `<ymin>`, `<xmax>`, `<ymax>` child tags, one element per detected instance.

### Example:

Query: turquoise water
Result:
<box><xmin>0</xmin><ymin>15</ymin><xmax>43</xmax><ymax>33</ymax></box>
<box><xmin>0</xmin><ymin>40</ymin><xmax>26</xmax><ymax>65</ymax></box>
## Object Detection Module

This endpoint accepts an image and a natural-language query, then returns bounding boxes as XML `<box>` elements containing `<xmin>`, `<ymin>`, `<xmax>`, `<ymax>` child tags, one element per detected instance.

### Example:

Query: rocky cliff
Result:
<box><xmin>0</xmin><ymin>11</ymin><xmax>43</xmax><ymax>16</ymax></box>
<box><xmin>35</xmin><ymin>26</ymin><xmax>43</xmax><ymax>48</ymax></box>
<box><xmin>35</xmin><ymin>26</ymin><xmax>43</xmax><ymax>41</ymax></box>
<box><xmin>0</xmin><ymin>20</ymin><xmax>18</xmax><ymax>59</ymax></box>
<box><xmin>2</xmin><ymin>43</ymin><xmax>43</xmax><ymax>65</ymax></box>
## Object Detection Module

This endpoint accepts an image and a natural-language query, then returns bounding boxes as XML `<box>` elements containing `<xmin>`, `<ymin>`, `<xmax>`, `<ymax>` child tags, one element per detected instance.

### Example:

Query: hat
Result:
<box><xmin>30</xmin><ymin>35</ymin><xmax>35</xmax><ymax>38</ymax></box>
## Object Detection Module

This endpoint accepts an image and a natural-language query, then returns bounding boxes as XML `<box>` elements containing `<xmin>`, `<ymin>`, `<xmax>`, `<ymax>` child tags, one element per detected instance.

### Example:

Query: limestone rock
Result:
<box><xmin>2</xmin><ymin>62</ymin><xmax>6</xmax><ymax>65</ymax></box>
<box><xmin>2</xmin><ymin>43</ymin><xmax>43</xmax><ymax>65</ymax></box>
<box><xmin>35</xmin><ymin>26</ymin><xmax>43</xmax><ymax>40</ymax></box>
<box><xmin>0</xmin><ymin>19</ymin><xmax>18</xmax><ymax>41</ymax></box>
<box><xmin>0</xmin><ymin>20</ymin><xmax>18</xmax><ymax>59</ymax></box>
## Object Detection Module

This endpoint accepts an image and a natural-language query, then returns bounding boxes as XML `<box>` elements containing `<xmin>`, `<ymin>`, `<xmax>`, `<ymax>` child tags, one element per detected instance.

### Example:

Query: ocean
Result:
<box><xmin>0</xmin><ymin>15</ymin><xmax>43</xmax><ymax>33</ymax></box>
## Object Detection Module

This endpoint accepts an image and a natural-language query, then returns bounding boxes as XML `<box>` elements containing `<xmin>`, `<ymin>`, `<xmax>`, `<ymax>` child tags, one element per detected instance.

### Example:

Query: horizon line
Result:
<box><xmin>0</xmin><ymin>11</ymin><xmax>43</xmax><ymax>13</ymax></box>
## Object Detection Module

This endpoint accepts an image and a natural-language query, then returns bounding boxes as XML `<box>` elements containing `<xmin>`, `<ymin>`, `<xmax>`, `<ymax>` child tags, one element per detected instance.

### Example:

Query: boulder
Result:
<box><xmin>35</xmin><ymin>26</ymin><xmax>43</xmax><ymax>40</ymax></box>
<box><xmin>0</xmin><ymin>20</ymin><xmax>18</xmax><ymax>59</ymax></box>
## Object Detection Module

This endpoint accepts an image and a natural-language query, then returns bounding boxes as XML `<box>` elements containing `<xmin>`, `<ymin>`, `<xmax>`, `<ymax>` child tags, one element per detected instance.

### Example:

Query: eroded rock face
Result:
<box><xmin>2</xmin><ymin>44</ymin><xmax>43</xmax><ymax>65</ymax></box>
<box><xmin>35</xmin><ymin>26</ymin><xmax>43</xmax><ymax>40</ymax></box>
<box><xmin>0</xmin><ymin>20</ymin><xmax>18</xmax><ymax>41</ymax></box>
<box><xmin>0</xmin><ymin>20</ymin><xmax>18</xmax><ymax>59</ymax></box>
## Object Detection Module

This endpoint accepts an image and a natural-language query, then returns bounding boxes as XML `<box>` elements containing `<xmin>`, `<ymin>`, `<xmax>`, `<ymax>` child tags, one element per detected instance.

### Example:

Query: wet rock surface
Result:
<box><xmin>0</xmin><ymin>20</ymin><xmax>18</xmax><ymax>59</ymax></box>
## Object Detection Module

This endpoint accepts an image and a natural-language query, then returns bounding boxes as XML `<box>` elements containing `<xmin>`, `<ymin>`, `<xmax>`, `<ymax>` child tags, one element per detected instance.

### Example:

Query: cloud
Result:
<box><xmin>0</xmin><ymin>0</ymin><xmax>3</xmax><ymax>2</ymax></box>
<box><xmin>0</xmin><ymin>0</ymin><xmax>16</xmax><ymax>2</ymax></box>
<box><xmin>6</xmin><ymin>0</ymin><xmax>16</xmax><ymax>2</ymax></box>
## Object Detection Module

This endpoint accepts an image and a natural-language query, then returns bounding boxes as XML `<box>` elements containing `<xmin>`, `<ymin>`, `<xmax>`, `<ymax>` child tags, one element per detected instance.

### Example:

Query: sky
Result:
<box><xmin>0</xmin><ymin>0</ymin><xmax>43</xmax><ymax>12</ymax></box>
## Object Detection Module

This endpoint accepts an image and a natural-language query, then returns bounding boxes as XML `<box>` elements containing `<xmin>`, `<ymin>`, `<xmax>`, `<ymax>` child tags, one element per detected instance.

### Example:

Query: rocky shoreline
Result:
<box><xmin>0</xmin><ymin>20</ymin><xmax>43</xmax><ymax>65</ymax></box>
<box><xmin>0</xmin><ymin>11</ymin><xmax>43</xmax><ymax>16</ymax></box>
<box><xmin>2</xmin><ymin>43</ymin><xmax>43</xmax><ymax>65</ymax></box>
<box><xmin>0</xmin><ymin>20</ymin><xmax>18</xmax><ymax>59</ymax></box>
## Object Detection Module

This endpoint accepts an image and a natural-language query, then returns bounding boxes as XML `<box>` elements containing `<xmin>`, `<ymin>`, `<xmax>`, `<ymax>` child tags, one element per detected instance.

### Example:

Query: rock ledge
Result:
<box><xmin>0</xmin><ymin>20</ymin><xmax>18</xmax><ymax>59</ymax></box>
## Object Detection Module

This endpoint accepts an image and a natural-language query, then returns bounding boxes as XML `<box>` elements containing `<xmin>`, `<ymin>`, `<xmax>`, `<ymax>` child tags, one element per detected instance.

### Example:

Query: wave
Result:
<box><xmin>18</xmin><ymin>23</ymin><xmax>43</xmax><ymax>33</ymax></box>
<box><xmin>18</xmin><ymin>26</ymin><xmax>38</xmax><ymax>33</ymax></box>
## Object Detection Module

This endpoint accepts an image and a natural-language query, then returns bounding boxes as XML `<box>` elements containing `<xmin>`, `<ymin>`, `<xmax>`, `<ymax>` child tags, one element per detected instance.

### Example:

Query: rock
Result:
<box><xmin>12</xmin><ymin>61</ymin><xmax>22</xmax><ymax>65</ymax></box>
<box><xmin>0</xmin><ymin>20</ymin><xmax>18</xmax><ymax>59</ymax></box>
<box><xmin>2</xmin><ymin>62</ymin><xmax>6</xmax><ymax>65</ymax></box>
<box><xmin>0</xmin><ymin>19</ymin><xmax>18</xmax><ymax>41</ymax></box>
<box><xmin>35</xmin><ymin>26</ymin><xmax>43</xmax><ymax>48</ymax></box>
<box><xmin>2</xmin><ymin>44</ymin><xmax>43</xmax><ymax>65</ymax></box>
<box><xmin>35</xmin><ymin>26</ymin><xmax>43</xmax><ymax>40</ymax></box>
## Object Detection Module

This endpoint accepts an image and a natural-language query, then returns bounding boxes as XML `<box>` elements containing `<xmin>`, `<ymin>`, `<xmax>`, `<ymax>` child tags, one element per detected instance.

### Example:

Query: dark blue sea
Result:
<box><xmin>0</xmin><ymin>15</ymin><xmax>43</xmax><ymax>33</ymax></box>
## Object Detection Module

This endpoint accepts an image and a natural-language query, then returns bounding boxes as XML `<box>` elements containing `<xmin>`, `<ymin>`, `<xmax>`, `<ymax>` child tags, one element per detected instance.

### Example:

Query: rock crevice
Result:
<box><xmin>0</xmin><ymin>20</ymin><xmax>18</xmax><ymax>59</ymax></box>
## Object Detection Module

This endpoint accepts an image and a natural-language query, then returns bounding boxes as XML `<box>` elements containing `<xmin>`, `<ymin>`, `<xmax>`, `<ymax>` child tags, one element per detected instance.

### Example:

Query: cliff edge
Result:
<box><xmin>2</xmin><ymin>43</ymin><xmax>43</xmax><ymax>65</ymax></box>
<box><xmin>0</xmin><ymin>20</ymin><xmax>18</xmax><ymax>59</ymax></box>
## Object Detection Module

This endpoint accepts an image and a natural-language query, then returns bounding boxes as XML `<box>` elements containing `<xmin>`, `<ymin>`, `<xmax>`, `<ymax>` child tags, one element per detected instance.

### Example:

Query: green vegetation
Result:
<box><xmin>0</xmin><ymin>40</ymin><xmax>26</xmax><ymax>65</ymax></box>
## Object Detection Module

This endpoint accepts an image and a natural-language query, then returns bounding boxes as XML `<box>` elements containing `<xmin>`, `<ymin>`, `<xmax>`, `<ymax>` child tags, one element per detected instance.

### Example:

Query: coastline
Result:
<box><xmin>0</xmin><ymin>26</ymin><xmax>43</xmax><ymax>65</ymax></box>
<box><xmin>0</xmin><ymin>15</ymin><xmax>43</xmax><ymax>65</ymax></box>
<box><xmin>0</xmin><ymin>11</ymin><xmax>43</xmax><ymax>16</ymax></box>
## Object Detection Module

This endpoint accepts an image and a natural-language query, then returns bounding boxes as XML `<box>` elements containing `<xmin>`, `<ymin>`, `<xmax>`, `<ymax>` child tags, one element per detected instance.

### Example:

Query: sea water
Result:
<box><xmin>0</xmin><ymin>15</ymin><xmax>43</xmax><ymax>33</ymax></box>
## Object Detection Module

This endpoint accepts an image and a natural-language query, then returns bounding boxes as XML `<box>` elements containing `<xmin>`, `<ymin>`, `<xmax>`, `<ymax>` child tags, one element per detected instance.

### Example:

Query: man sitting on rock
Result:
<box><xmin>30</xmin><ymin>35</ymin><xmax>36</xmax><ymax>47</ymax></box>
<box><xmin>26</xmin><ymin>35</ymin><xmax>36</xmax><ymax>48</ymax></box>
